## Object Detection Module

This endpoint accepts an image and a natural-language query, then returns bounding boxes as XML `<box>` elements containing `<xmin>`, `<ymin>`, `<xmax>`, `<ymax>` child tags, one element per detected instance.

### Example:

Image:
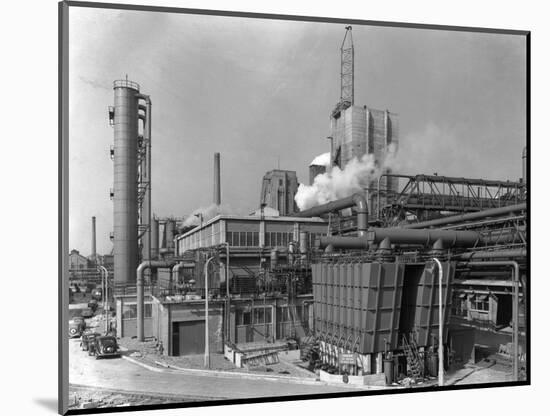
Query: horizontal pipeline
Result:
<box><xmin>456</xmin><ymin>248</ymin><xmax>526</xmax><ymax>260</ymax></box>
<box><xmin>318</xmin><ymin>228</ymin><xmax>481</xmax><ymax>249</ymax></box>
<box><xmin>403</xmin><ymin>203</ymin><xmax>526</xmax><ymax>229</ymax></box>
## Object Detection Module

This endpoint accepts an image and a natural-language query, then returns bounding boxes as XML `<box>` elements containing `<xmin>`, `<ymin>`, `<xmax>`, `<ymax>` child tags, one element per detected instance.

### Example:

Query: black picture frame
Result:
<box><xmin>59</xmin><ymin>2</ymin><xmax>530</xmax><ymax>414</ymax></box>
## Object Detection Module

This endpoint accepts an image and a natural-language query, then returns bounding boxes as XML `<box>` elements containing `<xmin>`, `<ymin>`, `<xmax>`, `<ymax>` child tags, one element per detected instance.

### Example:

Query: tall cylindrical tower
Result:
<box><xmin>91</xmin><ymin>216</ymin><xmax>97</xmax><ymax>265</ymax></box>
<box><xmin>213</xmin><ymin>152</ymin><xmax>221</xmax><ymax>205</ymax></box>
<box><xmin>112</xmin><ymin>79</ymin><xmax>140</xmax><ymax>284</ymax></box>
<box><xmin>164</xmin><ymin>220</ymin><xmax>176</xmax><ymax>251</ymax></box>
<box><xmin>522</xmin><ymin>147</ymin><xmax>527</xmax><ymax>185</ymax></box>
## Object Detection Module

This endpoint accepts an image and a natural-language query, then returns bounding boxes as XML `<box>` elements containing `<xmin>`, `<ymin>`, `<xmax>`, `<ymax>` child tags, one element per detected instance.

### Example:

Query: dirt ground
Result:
<box><xmin>68</xmin><ymin>385</ymin><xmax>198</xmax><ymax>409</ymax></box>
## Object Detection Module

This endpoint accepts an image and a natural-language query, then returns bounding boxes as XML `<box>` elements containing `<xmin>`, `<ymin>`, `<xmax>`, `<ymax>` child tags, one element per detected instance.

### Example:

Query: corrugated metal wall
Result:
<box><xmin>312</xmin><ymin>260</ymin><xmax>454</xmax><ymax>354</ymax></box>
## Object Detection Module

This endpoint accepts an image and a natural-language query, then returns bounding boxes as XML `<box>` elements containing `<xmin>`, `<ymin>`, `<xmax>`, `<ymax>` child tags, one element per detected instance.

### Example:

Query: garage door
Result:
<box><xmin>172</xmin><ymin>320</ymin><xmax>205</xmax><ymax>356</ymax></box>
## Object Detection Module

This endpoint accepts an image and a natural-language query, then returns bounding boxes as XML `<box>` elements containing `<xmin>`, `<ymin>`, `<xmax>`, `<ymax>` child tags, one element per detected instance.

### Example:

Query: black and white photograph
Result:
<box><xmin>58</xmin><ymin>1</ymin><xmax>530</xmax><ymax>414</ymax></box>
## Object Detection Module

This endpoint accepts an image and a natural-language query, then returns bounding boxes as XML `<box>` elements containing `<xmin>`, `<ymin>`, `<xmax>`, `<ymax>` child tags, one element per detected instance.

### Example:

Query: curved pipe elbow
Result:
<box><xmin>351</xmin><ymin>193</ymin><xmax>368</xmax><ymax>237</ymax></box>
<box><xmin>135</xmin><ymin>93</ymin><xmax>152</xmax><ymax>104</ymax></box>
<box><xmin>351</xmin><ymin>192</ymin><xmax>367</xmax><ymax>213</ymax></box>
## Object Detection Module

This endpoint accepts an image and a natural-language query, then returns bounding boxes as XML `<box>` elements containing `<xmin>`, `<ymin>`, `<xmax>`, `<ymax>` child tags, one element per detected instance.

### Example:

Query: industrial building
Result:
<box><xmin>259</xmin><ymin>169</ymin><xmax>299</xmax><ymax>216</ymax></box>
<box><xmin>90</xmin><ymin>25</ymin><xmax>527</xmax><ymax>386</ymax></box>
<box><xmin>69</xmin><ymin>249</ymin><xmax>92</xmax><ymax>270</ymax></box>
<box><xmin>329</xmin><ymin>27</ymin><xmax>399</xmax><ymax>214</ymax></box>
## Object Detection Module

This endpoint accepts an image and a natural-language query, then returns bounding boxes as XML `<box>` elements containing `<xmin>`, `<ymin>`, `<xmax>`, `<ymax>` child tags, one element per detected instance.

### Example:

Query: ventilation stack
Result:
<box><xmin>214</xmin><ymin>152</ymin><xmax>221</xmax><ymax>205</ymax></box>
<box><xmin>522</xmin><ymin>147</ymin><xmax>527</xmax><ymax>185</ymax></box>
<box><xmin>91</xmin><ymin>216</ymin><xmax>97</xmax><ymax>266</ymax></box>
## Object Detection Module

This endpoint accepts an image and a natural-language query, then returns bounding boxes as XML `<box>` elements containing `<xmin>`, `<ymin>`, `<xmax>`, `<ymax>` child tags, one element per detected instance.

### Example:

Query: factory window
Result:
<box><xmin>265</xmin><ymin>232</ymin><xmax>294</xmax><ymax>247</ymax></box>
<box><xmin>122</xmin><ymin>303</ymin><xmax>152</xmax><ymax>319</ymax></box>
<box><xmin>282</xmin><ymin>233</ymin><xmax>288</xmax><ymax>246</ymax></box>
<box><xmin>236</xmin><ymin>310</ymin><xmax>252</xmax><ymax>326</ymax></box>
<box><xmin>253</xmin><ymin>307</ymin><xmax>272</xmax><ymax>324</ymax></box>
<box><xmin>298</xmin><ymin>304</ymin><xmax>310</xmax><ymax>321</ymax></box>
<box><xmin>279</xmin><ymin>179</ymin><xmax>283</xmax><ymax>186</ymax></box>
<box><xmin>452</xmin><ymin>294</ymin><xmax>468</xmax><ymax>317</ymax></box>
<box><xmin>226</xmin><ymin>231</ymin><xmax>259</xmax><ymax>247</ymax></box>
<box><xmin>470</xmin><ymin>295</ymin><xmax>489</xmax><ymax>312</ymax></box>
<box><xmin>277</xmin><ymin>307</ymin><xmax>290</xmax><ymax>322</ymax></box>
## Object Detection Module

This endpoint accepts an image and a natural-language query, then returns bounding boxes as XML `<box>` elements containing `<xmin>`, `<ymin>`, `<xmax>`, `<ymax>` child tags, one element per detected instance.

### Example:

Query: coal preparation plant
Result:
<box><xmin>91</xmin><ymin>27</ymin><xmax>527</xmax><ymax>389</ymax></box>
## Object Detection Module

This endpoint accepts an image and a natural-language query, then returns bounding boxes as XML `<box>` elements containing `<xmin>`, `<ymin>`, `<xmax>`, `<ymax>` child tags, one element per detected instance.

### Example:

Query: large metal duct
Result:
<box><xmin>91</xmin><ymin>216</ymin><xmax>97</xmax><ymax>265</ymax></box>
<box><xmin>136</xmin><ymin>260</ymin><xmax>175</xmax><ymax>341</ymax></box>
<box><xmin>294</xmin><ymin>193</ymin><xmax>368</xmax><ymax>236</ymax></box>
<box><xmin>112</xmin><ymin>80</ymin><xmax>140</xmax><ymax>284</ymax></box>
<box><xmin>318</xmin><ymin>236</ymin><xmax>369</xmax><ymax>250</ymax></box>
<box><xmin>457</xmin><ymin>248</ymin><xmax>526</xmax><ymax>260</ymax></box>
<box><xmin>402</xmin><ymin>203</ymin><xmax>526</xmax><ymax>229</ymax></box>
<box><xmin>213</xmin><ymin>152</ymin><xmax>221</xmax><ymax>205</ymax></box>
<box><xmin>368</xmin><ymin>228</ymin><xmax>480</xmax><ymax>247</ymax></box>
<box><xmin>319</xmin><ymin>228</ymin><xmax>480</xmax><ymax>250</ymax></box>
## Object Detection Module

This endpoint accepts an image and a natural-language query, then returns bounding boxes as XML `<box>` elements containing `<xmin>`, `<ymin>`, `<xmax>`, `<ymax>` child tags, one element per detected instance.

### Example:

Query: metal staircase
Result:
<box><xmin>402</xmin><ymin>335</ymin><xmax>423</xmax><ymax>380</ymax></box>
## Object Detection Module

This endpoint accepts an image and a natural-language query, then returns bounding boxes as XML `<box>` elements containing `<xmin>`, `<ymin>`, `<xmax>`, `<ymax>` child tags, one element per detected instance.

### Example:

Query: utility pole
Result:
<box><xmin>204</xmin><ymin>256</ymin><xmax>215</xmax><ymax>369</ymax></box>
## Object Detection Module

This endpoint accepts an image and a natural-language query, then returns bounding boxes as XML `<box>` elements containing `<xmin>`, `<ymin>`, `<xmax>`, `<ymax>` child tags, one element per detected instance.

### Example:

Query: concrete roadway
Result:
<box><xmin>68</xmin><ymin>339</ymin><xmax>355</xmax><ymax>401</ymax></box>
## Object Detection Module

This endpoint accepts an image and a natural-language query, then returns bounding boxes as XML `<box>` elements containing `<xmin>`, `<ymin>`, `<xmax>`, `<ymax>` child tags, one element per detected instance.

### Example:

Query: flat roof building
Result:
<box><xmin>176</xmin><ymin>213</ymin><xmax>327</xmax><ymax>254</ymax></box>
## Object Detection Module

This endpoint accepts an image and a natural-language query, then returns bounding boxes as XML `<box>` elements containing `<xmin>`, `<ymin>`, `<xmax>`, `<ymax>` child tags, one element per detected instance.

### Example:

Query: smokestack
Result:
<box><xmin>522</xmin><ymin>147</ymin><xmax>527</xmax><ymax>185</ymax></box>
<box><xmin>91</xmin><ymin>216</ymin><xmax>97</xmax><ymax>265</ymax></box>
<box><xmin>214</xmin><ymin>152</ymin><xmax>221</xmax><ymax>205</ymax></box>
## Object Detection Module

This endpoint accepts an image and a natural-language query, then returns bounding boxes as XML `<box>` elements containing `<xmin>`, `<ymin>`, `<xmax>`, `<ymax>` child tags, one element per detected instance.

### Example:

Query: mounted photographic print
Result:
<box><xmin>59</xmin><ymin>1</ymin><xmax>530</xmax><ymax>414</ymax></box>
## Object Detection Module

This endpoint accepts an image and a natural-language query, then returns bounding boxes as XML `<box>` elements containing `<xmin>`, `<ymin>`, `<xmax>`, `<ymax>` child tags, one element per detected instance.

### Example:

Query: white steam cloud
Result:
<box><xmin>183</xmin><ymin>203</ymin><xmax>235</xmax><ymax>227</ymax></box>
<box><xmin>309</xmin><ymin>152</ymin><xmax>331</xmax><ymax>166</ymax></box>
<box><xmin>295</xmin><ymin>144</ymin><xmax>398</xmax><ymax>211</ymax></box>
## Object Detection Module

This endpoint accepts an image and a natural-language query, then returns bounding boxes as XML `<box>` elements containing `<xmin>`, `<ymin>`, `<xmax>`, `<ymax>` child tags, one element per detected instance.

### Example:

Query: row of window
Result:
<box><xmin>226</xmin><ymin>231</ymin><xmax>260</xmax><ymax>247</ymax></box>
<box><xmin>225</xmin><ymin>231</ymin><xmax>326</xmax><ymax>248</ymax></box>
<box><xmin>277</xmin><ymin>305</ymin><xmax>309</xmax><ymax>323</ymax></box>
<box><xmin>235</xmin><ymin>305</ymin><xmax>310</xmax><ymax>326</ymax></box>
<box><xmin>122</xmin><ymin>303</ymin><xmax>152</xmax><ymax>319</ymax></box>
<box><xmin>471</xmin><ymin>299</ymin><xmax>489</xmax><ymax>311</ymax></box>
<box><xmin>236</xmin><ymin>307</ymin><xmax>273</xmax><ymax>326</ymax></box>
<box><xmin>452</xmin><ymin>294</ymin><xmax>490</xmax><ymax>316</ymax></box>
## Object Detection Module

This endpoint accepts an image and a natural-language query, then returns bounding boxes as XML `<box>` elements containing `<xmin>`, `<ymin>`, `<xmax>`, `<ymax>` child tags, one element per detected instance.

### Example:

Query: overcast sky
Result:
<box><xmin>68</xmin><ymin>6</ymin><xmax>526</xmax><ymax>256</ymax></box>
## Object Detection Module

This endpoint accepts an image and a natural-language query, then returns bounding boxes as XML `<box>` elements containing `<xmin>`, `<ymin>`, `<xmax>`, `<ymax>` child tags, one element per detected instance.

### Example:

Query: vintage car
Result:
<box><xmin>80</xmin><ymin>331</ymin><xmax>100</xmax><ymax>351</ymax></box>
<box><xmin>68</xmin><ymin>317</ymin><xmax>86</xmax><ymax>338</ymax></box>
<box><xmin>90</xmin><ymin>335</ymin><xmax>120</xmax><ymax>359</ymax></box>
<box><xmin>87</xmin><ymin>299</ymin><xmax>98</xmax><ymax>311</ymax></box>
<box><xmin>91</xmin><ymin>288</ymin><xmax>102</xmax><ymax>301</ymax></box>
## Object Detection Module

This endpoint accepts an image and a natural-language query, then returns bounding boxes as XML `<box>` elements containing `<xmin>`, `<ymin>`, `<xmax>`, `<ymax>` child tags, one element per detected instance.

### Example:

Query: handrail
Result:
<box><xmin>113</xmin><ymin>79</ymin><xmax>140</xmax><ymax>91</ymax></box>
